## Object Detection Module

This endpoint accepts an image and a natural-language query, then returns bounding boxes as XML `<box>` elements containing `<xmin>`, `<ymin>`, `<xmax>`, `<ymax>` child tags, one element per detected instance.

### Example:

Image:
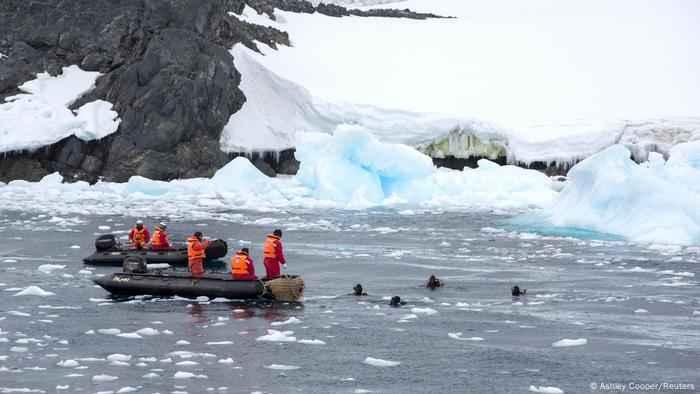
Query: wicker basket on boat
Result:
<box><xmin>266</xmin><ymin>276</ymin><xmax>305</xmax><ymax>301</ymax></box>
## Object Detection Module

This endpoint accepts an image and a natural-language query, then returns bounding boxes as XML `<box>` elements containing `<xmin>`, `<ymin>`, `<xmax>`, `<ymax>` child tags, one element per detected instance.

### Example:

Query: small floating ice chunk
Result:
<box><xmin>37</xmin><ymin>264</ymin><xmax>66</xmax><ymax>273</ymax></box>
<box><xmin>13</xmin><ymin>286</ymin><xmax>55</xmax><ymax>296</ymax></box>
<box><xmin>116</xmin><ymin>332</ymin><xmax>142</xmax><ymax>339</ymax></box>
<box><xmin>411</xmin><ymin>307</ymin><xmax>437</xmax><ymax>315</ymax></box>
<box><xmin>263</xmin><ymin>364</ymin><xmax>300</xmax><ymax>370</ymax></box>
<box><xmin>218</xmin><ymin>358</ymin><xmax>234</xmax><ymax>364</ymax></box>
<box><xmin>143</xmin><ymin>372</ymin><xmax>160</xmax><ymax>378</ymax></box>
<box><xmin>174</xmin><ymin>371</ymin><xmax>208</xmax><ymax>379</ymax></box>
<box><xmin>116</xmin><ymin>387</ymin><xmax>139</xmax><ymax>393</ymax></box>
<box><xmin>70</xmin><ymin>245</ymin><xmax>81</xmax><ymax>249</ymax></box>
<box><xmin>92</xmin><ymin>374</ymin><xmax>119</xmax><ymax>383</ymax></box>
<box><xmin>176</xmin><ymin>340</ymin><xmax>190</xmax><ymax>346</ymax></box>
<box><xmin>175</xmin><ymin>360</ymin><xmax>198</xmax><ymax>366</ymax></box>
<box><xmin>8</xmin><ymin>311</ymin><xmax>31</xmax><ymax>316</ymax></box>
<box><xmin>363</xmin><ymin>357</ymin><xmax>400</xmax><ymax>367</ymax></box>
<box><xmin>57</xmin><ymin>359</ymin><xmax>80</xmax><ymax>368</ymax></box>
<box><xmin>256</xmin><ymin>330</ymin><xmax>296</xmax><ymax>342</ymax></box>
<box><xmin>448</xmin><ymin>333</ymin><xmax>484</xmax><ymax>341</ymax></box>
<box><xmin>206</xmin><ymin>341</ymin><xmax>233</xmax><ymax>345</ymax></box>
<box><xmin>98</xmin><ymin>226</ymin><xmax>111</xmax><ymax>230</ymax></box>
<box><xmin>78</xmin><ymin>270</ymin><xmax>92</xmax><ymax>275</ymax></box>
<box><xmin>298</xmin><ymin>339</ymin><xmax>326</xmax><ymax>345</ymax></box>
<box><xmin>107</xmin><ymin>354</ymin><xmax>131</xmax><ymax>362</ymax></box>
<box><xmin>135</xmin><ymin>328</ymin><xmax>160</xmax><ymax>336</ymax></box>
<box><xmin>11</xmin><ymin>346</ymin><xmax>29</xmax><ymax>352</ymax></box>
<box><xmin>551</xmin><ymin>338</ymin><xmax>587</xmax><ymax>347</ymax></box>
<box><xmin>270</xmin><ymin>317</ymin><xmax>301</xmax><ymax>326</ymax></box>
<box><xmin>529</xmin><ymin>386</ymin><xmax>564</xmax><ymax>393</ymax></box>
<box><xmin>97</xmin><ymin>328</ymin><xmax>121</xmax><ymax>335</ymax></box>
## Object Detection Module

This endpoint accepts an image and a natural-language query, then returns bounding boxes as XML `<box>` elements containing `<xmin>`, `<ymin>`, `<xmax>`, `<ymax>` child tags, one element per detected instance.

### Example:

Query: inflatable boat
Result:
<box><xmin>93</xmin><ymin>271</ymin><xmax>305</xmax><ymax>301</ymax></box>
<box><xmin>83</xmin><ymin>235</ymin><xmax>228</xmax><ymax>266</ymax></box>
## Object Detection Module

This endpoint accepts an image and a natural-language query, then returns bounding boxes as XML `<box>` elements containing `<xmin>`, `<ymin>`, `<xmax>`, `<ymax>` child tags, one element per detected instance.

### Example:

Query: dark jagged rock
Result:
<box><xmin>0</xmin><ymin>0</ymin><xmax>290</xmax><ymax>183</ymax></box>
<box><xmin>235</xmin><ymin>0</ymin><xmax>450</xmax><ymax>20</ymax></box>
<box><xmin>253</xmin><ymin>158</ymin><xmax>276</xmax><ymax>177</ymax></box>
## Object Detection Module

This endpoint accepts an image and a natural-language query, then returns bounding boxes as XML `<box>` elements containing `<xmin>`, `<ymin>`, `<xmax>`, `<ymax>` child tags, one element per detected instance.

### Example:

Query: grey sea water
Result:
<box><xmin>0</xmin><ymin>209</ymin><xmax>698</xmax><ymax>393</ymax></box>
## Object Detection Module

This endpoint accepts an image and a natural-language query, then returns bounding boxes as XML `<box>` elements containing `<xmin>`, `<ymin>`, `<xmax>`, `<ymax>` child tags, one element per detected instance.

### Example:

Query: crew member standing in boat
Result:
<box><xmin>263</xmin><ymin>229</ymin><xmax>286</xmax><ymax>279</ymax></box>
<box><xmin>187</xmin><ymin>231</ymin><xmax>211</xmax><ymax>277</ymax></box>
<box><xmin>231</xmin><ymin>247</ymin><xmax>258</xmax><ymax>280</ymax></box>
<box><xmin>151</xmin><ymin>222</ymin><xmax>173</xmax><ymax>250</ymax></box>
<box><xmin>128</xmin><ymin>220</ymin><xmax>150</xmax><ymax>249</ymax></box>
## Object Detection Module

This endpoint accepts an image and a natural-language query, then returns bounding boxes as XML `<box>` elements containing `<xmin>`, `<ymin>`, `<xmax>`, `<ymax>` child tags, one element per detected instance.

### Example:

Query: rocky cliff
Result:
<box><xmin>0</xmin><ymin>0</ymin><xmax>448</xmax><ymax>183</ymax></box>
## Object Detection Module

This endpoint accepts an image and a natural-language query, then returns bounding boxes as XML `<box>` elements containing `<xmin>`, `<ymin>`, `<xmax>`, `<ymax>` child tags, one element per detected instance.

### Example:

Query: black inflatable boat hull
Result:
<box><xmin>83</xmin><ymin>240</ymin><xmax>227</xmax><ymax>266</ymax></box>
<box><xmin>93</xmin><ymin>271</ymin><xmax>267</xmax><ymax>299</ymax></box>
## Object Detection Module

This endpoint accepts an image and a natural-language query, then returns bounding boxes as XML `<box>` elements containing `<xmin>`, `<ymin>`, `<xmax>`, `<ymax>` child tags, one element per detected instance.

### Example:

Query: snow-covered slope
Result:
<box><xmin>0</xmin><ymin>65</ymin><xmax>120</xmax><ymax>153</ymax></box>
<box><xmin>223</xmin><ymin>0</ymin><xmax>700</xmax><ymax>165</ymax></box>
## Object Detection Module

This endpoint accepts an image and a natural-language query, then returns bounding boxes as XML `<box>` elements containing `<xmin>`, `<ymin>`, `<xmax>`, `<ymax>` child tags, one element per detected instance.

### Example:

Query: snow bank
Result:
<box><xmin>545</xmin><ymin>142</ymin><xmax>700</xmax><ymax>244</ymax></box>
<box><xmin>0</xmin><ymin>65</ymin><xmax>120</xmax><ymax>153</ymax></box>
<box><xmin>12</xmin><ymin>286</ymin><xmax>55</xmax><ymax>296</ymax></box>
<box><xmin>222</xmin><ymin>2</ymin><xmax>700</xmax><ymax>166</ymax></box>
<box><xmin>363</xmin><ymin>357</ymin><xmax>400</xmax><ymax>367</ymax></box>
<box><xmin>551</xmin><ymin>338</ymin><xmax>587</xmax><ymax>347</ymax></box>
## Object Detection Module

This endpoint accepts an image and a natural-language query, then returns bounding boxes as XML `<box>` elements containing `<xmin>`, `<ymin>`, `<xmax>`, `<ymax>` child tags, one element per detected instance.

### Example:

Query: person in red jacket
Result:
<box><xmin>187</xmin><ymin>231</ymin><xmax>211</xmax><ymax>277</ymax></box>
<box><xmin>231</xmin><ymin>247</ymin><xmax>258</xmax><ymax>280</ymax></box>
<box><xmin>150</xmin><ymin>222</ymin><xmax>173</xmax><ymax>250</ymax></box>
<box><xmin>263</xmin><ymin>229</ymin><xmax>286</xmax><ymax>279</ymax></box>
<box><xmin>128</xmin><ymin>220</ymin><xmax>150</xmax><ymax>249</ymax></box>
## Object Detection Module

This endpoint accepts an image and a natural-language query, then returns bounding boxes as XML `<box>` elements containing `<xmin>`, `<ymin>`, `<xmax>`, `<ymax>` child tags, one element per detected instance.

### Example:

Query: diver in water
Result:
<box><xmin>511</xmin><ymin>285</ymin><xmax>527</xmax><ymax>296</ymax></box>
<box><xmin>389</xmin><ymin>296</ymin><xmax>406</xmax><ymax>307</ymax></box>
<box><xmin>424</xmin><ymin>275</ymin><xmax>444</xmax><ymax>289</ymax></box>
<box><xmin>349</xmin><ymin>284</ymin><xmax>368</xmax><ymax>296</ymax></box>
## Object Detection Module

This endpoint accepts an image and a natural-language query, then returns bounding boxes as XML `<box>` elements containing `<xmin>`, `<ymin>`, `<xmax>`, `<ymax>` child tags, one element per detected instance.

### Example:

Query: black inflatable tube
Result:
<box><xmin>93</xmin><ymin>271</ymin><xmax>268</xmax><ymax>299</ymax></box>
<box><xmin>83</xmin><ymin>239</ymin><xmax>228</xmax><ymax>266</ymax></box>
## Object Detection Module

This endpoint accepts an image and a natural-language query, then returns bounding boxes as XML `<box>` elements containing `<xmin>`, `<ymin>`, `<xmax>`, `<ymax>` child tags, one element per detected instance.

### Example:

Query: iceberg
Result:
<box><xmin>545</xmin><ymin>141</ymin><xmax>700</xmax><ymax>244</ymax></box>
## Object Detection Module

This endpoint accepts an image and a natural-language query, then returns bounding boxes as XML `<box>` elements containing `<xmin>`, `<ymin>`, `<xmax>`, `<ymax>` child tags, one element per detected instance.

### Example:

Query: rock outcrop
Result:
<box><xmin>0</xmin><ymin>0</ymin><xmax>289</xmax><ymax>183</ymax></box>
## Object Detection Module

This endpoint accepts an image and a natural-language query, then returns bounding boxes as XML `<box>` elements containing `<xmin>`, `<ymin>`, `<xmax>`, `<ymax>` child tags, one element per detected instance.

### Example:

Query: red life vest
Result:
<box><xmin>132</xmin><ymin>227</ymin><xmax>147</xmax><ymax>243</ymax></box>
<box><xmin>231</xmin><ymin>252</ymin><xmax>250</xmax><ymax>275</ymax></box>
<box><xmin>187</xmin><ymin>236</ymin><xmax>206</xmax><ymax>261</ymax></box>
<box><xmin>151</xmin><ymin>227</ymin><xmax>168</xmax><ymax>247</ymax></box>
<box><xmin>264</xmin><ymin>235</ymin><xmax>279</xmax><ymax>259</ymax></box>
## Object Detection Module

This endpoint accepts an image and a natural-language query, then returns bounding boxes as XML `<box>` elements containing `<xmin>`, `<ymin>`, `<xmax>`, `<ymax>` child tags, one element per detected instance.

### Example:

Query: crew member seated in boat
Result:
<box><xmin>231</xmin><ymin>247</ymin><xmax>258</xmax><ymax>280</ymax></box>
<box><xmin>187</xmin><ymin>231</ymin><xmax>211</xmax><ymax>277</ymax></box>
<box><xmin>424</xmin><ymin>275</ymin><xmax>444</xmax><ymax>289</ymax></box>
<box><xmin>150</xmin><ymin>222</ymin><xmax>173</xmax><ymax>250</ymax></box>
<box><xmin>263</xmin><ymin>229</ymin><xmax>286</xmax><ymax>279</ymax></box>
<box><xmin>349</xmin><ymin>284</ymin><xmax>367</xmax><ymax>296</ymax></box>
<box><xmin>128</xmin><ymin>220</ymin><xmax>150</xmax><ymax>249</ymax></box>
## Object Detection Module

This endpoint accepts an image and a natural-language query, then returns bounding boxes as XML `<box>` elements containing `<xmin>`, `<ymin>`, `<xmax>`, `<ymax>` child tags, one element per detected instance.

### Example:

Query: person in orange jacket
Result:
<box><xmin>128</xmin><ymin>220</ymin><xmax>150</xmax><ymax>249</ymax></box>
<box><xmin>263</xmin><ymin>229</ymin><xmax>286</xmax><ymax>278</ymax></box>
<box><xmin>231</xmin><ymin>247</ymin><xmax>258</xmax><ymax>281</ymax></box>
<box><xmin>151</xmin><ymin>222</ymin><xmax>173</xmax><ymax>250</ymax></box>
<box><xmin>187</xmin><ymin>231</ymin><xmax>211</xmax><ymax>277</ymax></box>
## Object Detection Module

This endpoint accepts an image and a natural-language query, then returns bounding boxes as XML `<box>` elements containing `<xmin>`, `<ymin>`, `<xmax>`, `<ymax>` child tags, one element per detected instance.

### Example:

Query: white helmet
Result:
<box><xmin>136</xmin><ymin>220</ymin><xmax>143</xmax><ymax>225</ymax></box>
<box><xmin>159</xmin><ymin>222</ymin><xmax>167</xmax><ymax>229</ymax></box>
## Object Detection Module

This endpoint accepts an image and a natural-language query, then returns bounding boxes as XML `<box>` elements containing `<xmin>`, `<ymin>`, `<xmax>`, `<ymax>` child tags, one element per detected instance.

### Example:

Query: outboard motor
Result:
<box><xmin>95</xmin><ymin>234</ymin><xmax>117</xmax><ymax>251</ymax></box>
<box><xmin>123</xmin><ymin>255</ymin><xmax>147</xmax><ymax>274</ymax></box>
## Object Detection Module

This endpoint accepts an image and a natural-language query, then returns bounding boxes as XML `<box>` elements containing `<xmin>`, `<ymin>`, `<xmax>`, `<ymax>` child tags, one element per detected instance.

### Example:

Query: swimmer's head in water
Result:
<box><xmin>353</xmin><ymin>284</ymin><xmax>363</xmax><ymax>294</ymax></box>
<box><xmin>389</xmin><ymin>296</ymin><xmax>403</xmax><ymax>306</ymax></box>
<box><xmin>511</xmin><ymin>285</ymin><xmax>526</xmax><ymax>296</ymax></box>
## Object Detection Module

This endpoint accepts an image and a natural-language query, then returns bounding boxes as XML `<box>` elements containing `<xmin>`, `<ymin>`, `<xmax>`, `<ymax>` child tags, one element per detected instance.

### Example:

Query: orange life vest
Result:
<box><xmin>231</xmin><ymin>253</ymin><xmax>250</xmax><ymax>275</ymax></box>
<box><xmin>187</xmin><ymin>236</ymin><xmax>206</xmax><ymax>260</ymax></box>
<box><xmin>263</xmin><ymin>235</ymin><xmax>279</xmax><ymax>259</ymax></box>
<box><xmin>151</xmin><ymin>227</ymin><xmax>168</xmax><ymax>246</ymax></box>
<box><xmin>132</xmin><ymin>227</ymin><xmax>147</xmax><ymax>243</ymax></box>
